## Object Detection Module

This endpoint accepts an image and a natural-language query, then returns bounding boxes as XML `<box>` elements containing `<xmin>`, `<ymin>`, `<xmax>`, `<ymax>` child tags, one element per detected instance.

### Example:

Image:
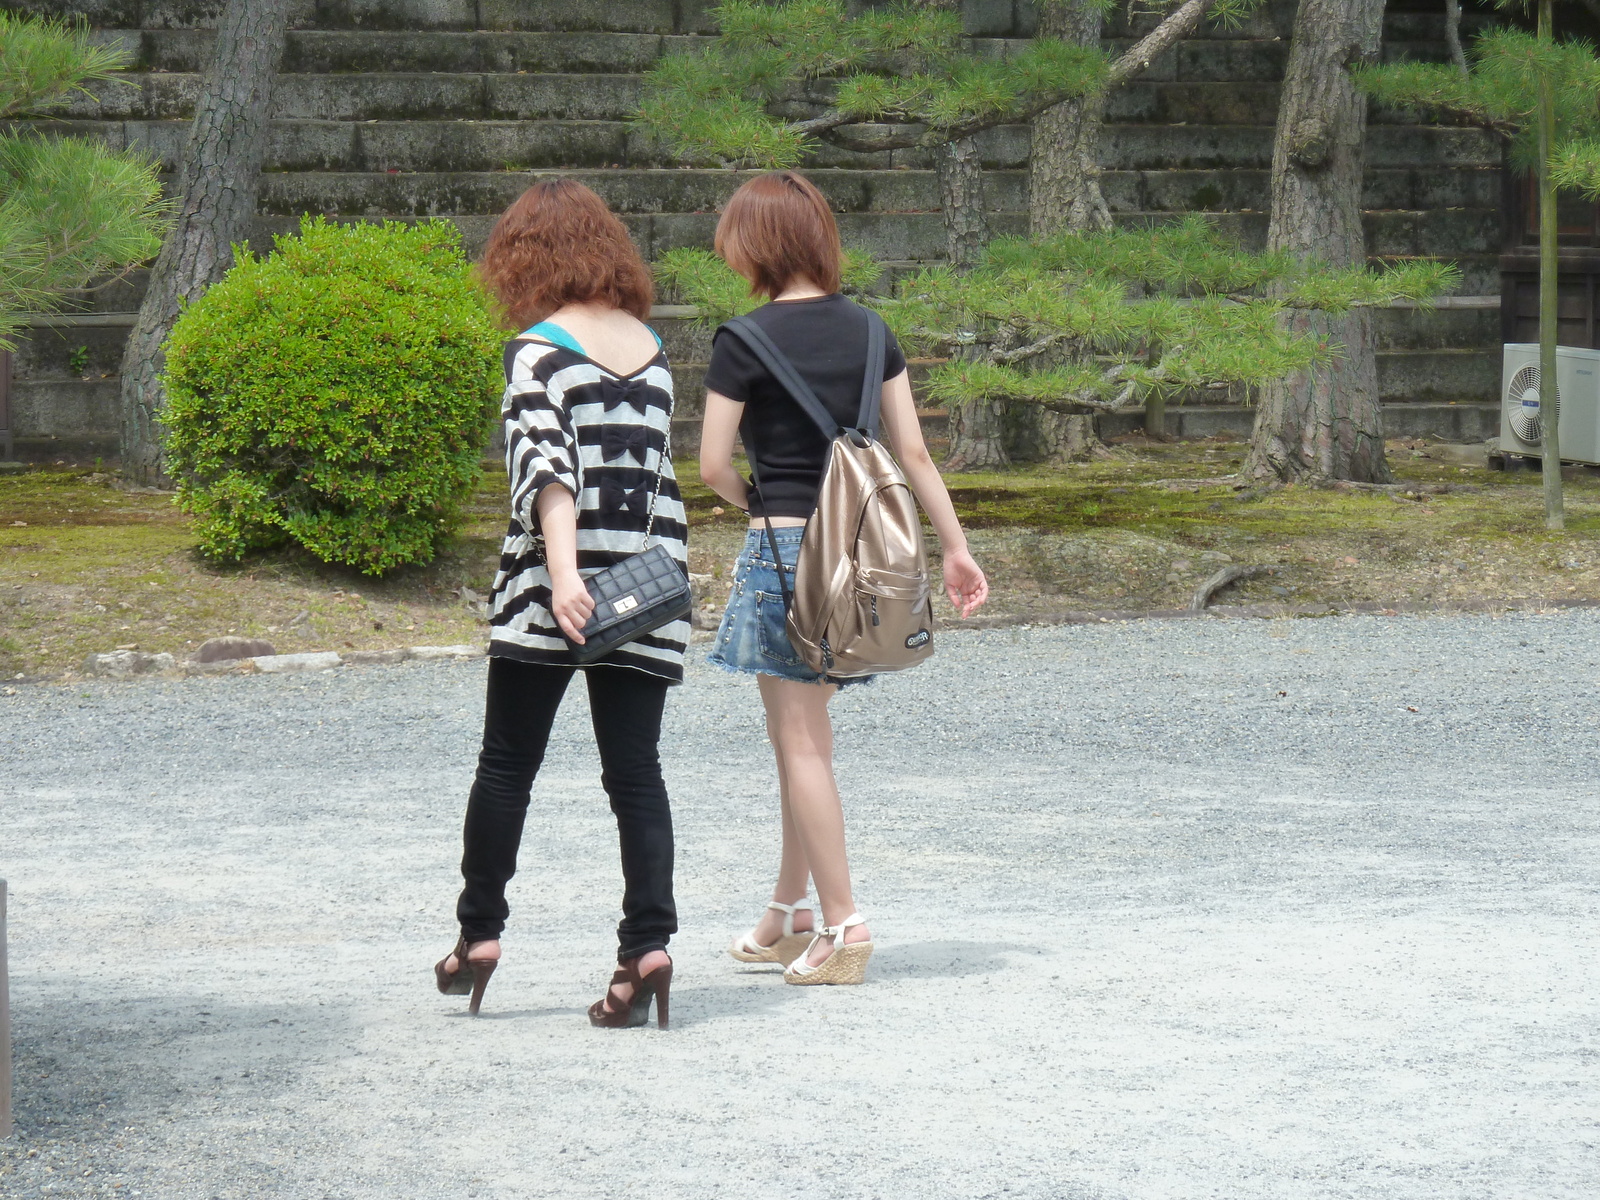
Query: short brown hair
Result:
<box><xmin>480</xmin><ymin>178</ymin><xmax>653</xmax><ymax>329</ymax></box>
<box><xmin>714</xmin><ymin>171</ymin><xmax>842</xmax><ymax>299</ymax></box>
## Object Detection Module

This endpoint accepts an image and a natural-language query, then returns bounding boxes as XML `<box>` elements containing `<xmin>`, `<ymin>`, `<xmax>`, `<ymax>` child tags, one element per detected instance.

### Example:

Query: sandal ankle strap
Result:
<box><xmin>765</xmin><ymin>897</ymin><xmax>812</xmax><ymax>938</ymax></box>
<box><xmin>819</xmin><ymin>912</ymin><xmax>865</xmax><ymax>941</ymax></box>
<box><xmin>787</xmin><ymin>913</ymin><xmax>866</xmax><ymax>977</ymax></box>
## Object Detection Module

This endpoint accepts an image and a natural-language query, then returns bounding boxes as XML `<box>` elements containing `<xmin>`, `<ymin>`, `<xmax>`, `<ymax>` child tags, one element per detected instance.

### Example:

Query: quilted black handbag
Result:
<box><xmin>565</xmin><ymin>431</ymin><xmax>691</xmax><ymax>665</ymax></box>
<box><xmin>569</xmin><ymin>541</ymin><xmax>691</xmax><ymax>663</ymax></box>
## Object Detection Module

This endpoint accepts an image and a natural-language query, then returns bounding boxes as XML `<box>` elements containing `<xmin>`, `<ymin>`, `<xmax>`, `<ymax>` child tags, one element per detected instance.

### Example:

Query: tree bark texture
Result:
<box><xmin>925</xmin><ymin>0</ymin><xmax>1001</xmax><ymax>468</ymax></box>
<box><xmin>937</xmin><ymin>134</ymin><xmax>1011</xmax><ymax>467</ymax></box>
<box><xmin>936</xmin><ymin>135</ymin><xmax>991</xmax><ymax>268</ymax></box>
<box><xmin>1244</xmin><ymin>0</ymin><xmax>1391</xmax><ymax>485</ymax></box>
<box><xmin>1036</xmin><ymin>411</ymin><xmax>1100</xmax><ymax>464</ymax></box>
<box><xmin>1535</xmin><ymin>0</ymin><xmax>1564</xmax><ymax>529</ymax></box>
<box><xmin>1030</xmin><ymin>3</ymin><xmax>1109</xmax><ymax>237</ymax></box>
<box><xmin>942</xmin><ymin>389</ymin><xmax>1012</xmax><ymax>471</ymax></box>
<box><xmin>919</xmin><ymin>0</ymin><xmax>989</xmax><ymax>269</ymax></box>
<box><xmin>119</xmin><ymin>0</ymin><xmax>290</xmax><ymax>485</ymax></box>
<box><xmin>1444</xmin><ymin>0</ymin><xmax>1469</xmax><ymax>75</ymax></box>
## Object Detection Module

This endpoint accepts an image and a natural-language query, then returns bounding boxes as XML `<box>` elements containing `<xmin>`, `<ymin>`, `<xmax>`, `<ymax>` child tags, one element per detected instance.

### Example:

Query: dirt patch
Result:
<box><xmin>3</xmin><ymin>437</ymin><xmax>1598</xmax><ymax>679</ymax></box>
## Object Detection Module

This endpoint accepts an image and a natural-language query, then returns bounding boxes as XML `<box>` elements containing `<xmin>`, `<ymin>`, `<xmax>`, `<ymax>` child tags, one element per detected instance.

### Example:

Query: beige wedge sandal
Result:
<box><xmin>729</xmin><ymin>898</ymin><xmax>814</xmax><ymax>966</ymax></box>
<box><xmin>783</xmin><ymin>913</ymin><xmax>873</xmax><ymax>986</ymax></box>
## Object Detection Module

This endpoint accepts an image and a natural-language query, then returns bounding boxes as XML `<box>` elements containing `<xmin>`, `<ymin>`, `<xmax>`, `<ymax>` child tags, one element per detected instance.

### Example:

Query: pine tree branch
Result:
<box><xmin>0</xmin><ymin>13</ymin><xmax>134</xmax><ymax>119</ymax></box>
<box><xmin>1106</xmin><ymin>0</ymin><xmax>1216</xmax><ymax>89</ymax></box>
<box><xmin>790</xmin><ymin>109</ymin><xmax>865</xmax><ymax>138</ymax></box>
<box><xmin>812</xmin><ymin>70</ymin><xmax>1114</xmax><ymax>152</ymax></box>
<box><xmin>992</xmin><ymin>331</ymin><xmax>1075</xmax><ymax>363</ymax></box>
<box><xmin>1378</xmin><ymin>101</ymin><xmax>1519</xmax><ymax>138</ymax></box>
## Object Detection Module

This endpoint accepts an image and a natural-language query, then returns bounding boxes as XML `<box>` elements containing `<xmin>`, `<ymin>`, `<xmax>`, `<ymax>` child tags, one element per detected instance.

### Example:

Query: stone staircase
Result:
<box><xmin>4</xmin><ymin>0</ymin><xmax>1502</xmax><ymax>460</ymax></box>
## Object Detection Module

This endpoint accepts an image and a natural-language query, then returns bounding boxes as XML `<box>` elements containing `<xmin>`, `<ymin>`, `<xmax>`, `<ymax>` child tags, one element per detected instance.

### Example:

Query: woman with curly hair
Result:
<box><xmin>433</xmin><ymin>179</ymin><xmax>686</xmax><ymax>1028</ymax></box>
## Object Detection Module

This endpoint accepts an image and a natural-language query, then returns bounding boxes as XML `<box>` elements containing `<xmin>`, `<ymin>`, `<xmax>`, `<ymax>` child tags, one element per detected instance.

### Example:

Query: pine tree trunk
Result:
<box><xmin>936</xmin><ymin>137</ymin><xmax>1009</xmax><ymax>467</ymax></box>
<box><xmin>926</xmin><ymin>0</ymin><xmax>990</xmax><ymax>269</ymax></box>
<box><xmin>1444</xmin><ymin>0</ymin><xmax>1469</xmax><ymax>75</ymax></box>
<box><xmin>936</xmin><ymin>135</ymin><xmax>991</xmax><ymax>268</ymax></box>
<box><xmin>119</xmin><ymin>0</ymin><xmax>291</xmax><ymax>485</ymax></box>
<box><xmin>1029</xmin><ymin>3</ymin><xmax>1109</xmax><ymax>237</ymax></box>
<box><xmin>943</xmin><ymin>390</ymin><xmax>1012</xmax><ymax>471</ymax></box>
<box><xmin>1243</xmin><ymin>0</ymin><xmax>1390</xmax><ymax>485</ymax></box>
<box><xmin>1019</xmin><ymin>6</ymin><xmax>1110</xmax><ymax>463</ymax></box>
<box><xmin>922</xmin><ymin>1</ymin><xmax>1001</xmax><ymax>467</ymax></box>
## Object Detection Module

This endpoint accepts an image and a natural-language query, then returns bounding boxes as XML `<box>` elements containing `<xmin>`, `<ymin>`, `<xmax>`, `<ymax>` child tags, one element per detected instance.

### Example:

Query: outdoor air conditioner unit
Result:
<box><xmin>1500</xmin><ymin>343</ymin><xmax>1600</xmax><ymax>466</ymax></box>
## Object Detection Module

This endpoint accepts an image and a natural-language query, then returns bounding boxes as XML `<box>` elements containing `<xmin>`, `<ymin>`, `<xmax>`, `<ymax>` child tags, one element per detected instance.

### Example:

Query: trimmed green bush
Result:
<box><xmin>163</xmin><ymin>217</ymin><xmax>502</xmax><ymax>575</ymax></box>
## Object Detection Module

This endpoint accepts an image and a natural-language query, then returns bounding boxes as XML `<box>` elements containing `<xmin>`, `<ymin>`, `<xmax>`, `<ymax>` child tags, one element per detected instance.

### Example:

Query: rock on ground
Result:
<box><xmin>2</xmin><ymin>611</ymin><xmax>1597</xmax><ymax>1199</ymax></box>
<box><xmin>193</xmin><ymin>637</ymin><xmax>275</xmax><ymax>664</ymax></box>
<box><xmin>79</xmin><ymin>649</ymin><xmax>175</xmax><ymax>678</ymax></box>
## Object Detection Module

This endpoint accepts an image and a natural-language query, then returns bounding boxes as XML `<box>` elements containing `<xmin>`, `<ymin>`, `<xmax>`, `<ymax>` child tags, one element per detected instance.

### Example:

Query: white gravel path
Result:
<box><xmin>1</xmin><ymin>611</ymin><xmax>1597</xmax><ymax>1199</ymax></box>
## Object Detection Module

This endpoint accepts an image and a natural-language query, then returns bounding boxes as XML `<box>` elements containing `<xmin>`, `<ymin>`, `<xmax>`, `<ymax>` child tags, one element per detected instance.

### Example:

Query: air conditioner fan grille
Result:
<box><xmin>1506</xmin><ymin>364</ymin><xmax>1554</xmax><ymax>444</ymax></box>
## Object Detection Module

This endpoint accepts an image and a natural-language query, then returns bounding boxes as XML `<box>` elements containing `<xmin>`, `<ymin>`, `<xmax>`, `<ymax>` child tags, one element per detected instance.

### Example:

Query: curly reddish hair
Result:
<box><xmin>715</xmin><ymin>171</ymin><xmax>841</xmax><ymax>299</ymax></box>
<box><xmin>480</xmin><ymin>178</ymin><xmax>653</xmax><ymax>329</ymax></box>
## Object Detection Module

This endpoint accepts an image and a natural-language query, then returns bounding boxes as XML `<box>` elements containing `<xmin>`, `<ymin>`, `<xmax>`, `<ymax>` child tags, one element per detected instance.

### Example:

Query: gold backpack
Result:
<box><xmin>724</xmin><ymin>307</ymin><xmax>934</xmax><ymax>678</ymax></box>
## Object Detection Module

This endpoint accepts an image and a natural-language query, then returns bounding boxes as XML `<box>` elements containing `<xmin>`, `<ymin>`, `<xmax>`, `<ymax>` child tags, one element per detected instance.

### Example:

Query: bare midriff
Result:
<box><xmin>749</xmin><ymin>515</ymin><xmax>807</xmax><ymax>529</ymax></box>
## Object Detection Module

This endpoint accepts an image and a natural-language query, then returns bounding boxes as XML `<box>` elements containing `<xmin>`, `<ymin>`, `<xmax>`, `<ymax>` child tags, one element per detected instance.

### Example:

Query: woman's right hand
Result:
<box><xmin>942</xmin><ymin>547</ymin><xmax>989</xmax><ymax>619</ymax></box>
<box><xmin>550</xmin><ymin>570</ymin><xmax>596</xmax><ymax>643</ymax></box>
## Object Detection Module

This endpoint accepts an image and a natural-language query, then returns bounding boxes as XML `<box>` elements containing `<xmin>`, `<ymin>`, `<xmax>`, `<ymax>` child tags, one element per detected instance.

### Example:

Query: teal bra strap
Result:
<box><xmin>523</xmin><ymin>320</ymin><xmax>585</xmax><ymax>357</ymax></box>
<box><xmin>522</xmin><ymin>321</ymin><xmax>662</xmax><ymax>356</ymax></box>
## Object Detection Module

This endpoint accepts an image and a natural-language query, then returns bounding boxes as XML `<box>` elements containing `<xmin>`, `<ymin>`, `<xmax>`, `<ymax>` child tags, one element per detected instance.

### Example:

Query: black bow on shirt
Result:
<box><xmin>602</xmin><ymin>425</ymin><xmax>652</xmax><ymax>465</ymax></box>
<box><xmin>602</xmin><ymin>377</ymin><xmax>655</xmax><ymax>414</ymax></box>
<box><xmin>601</xmin><ymin>476</ymin><xmax>654</xmax><ymax>517</ymax></box>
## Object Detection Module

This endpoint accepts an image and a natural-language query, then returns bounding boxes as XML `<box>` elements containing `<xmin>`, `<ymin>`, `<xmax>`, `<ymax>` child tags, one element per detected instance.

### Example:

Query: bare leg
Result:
<box><xmin>750</xmin><ymin>722</ymin><xmax>816</xmax><ymax>946</ymax></box>
<box><xmin>756</xmin><ymin>675</ymin><xmax>871</xmax><ymax>964</ymax></box>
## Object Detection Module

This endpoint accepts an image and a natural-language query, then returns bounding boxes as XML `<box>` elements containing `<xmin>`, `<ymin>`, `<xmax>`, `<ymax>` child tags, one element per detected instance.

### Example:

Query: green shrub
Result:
<box><xmin>163</xmin><ymin>217</ymin><xmax>502</xmax><ymax>575</ymax></box>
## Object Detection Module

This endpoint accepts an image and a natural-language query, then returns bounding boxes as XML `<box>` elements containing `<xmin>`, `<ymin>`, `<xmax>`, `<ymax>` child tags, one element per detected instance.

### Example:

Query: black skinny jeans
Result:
<box><xmin>456</xmin><ymin>657</ymin><xmax>676</xmax><ymax>962</ymax></box>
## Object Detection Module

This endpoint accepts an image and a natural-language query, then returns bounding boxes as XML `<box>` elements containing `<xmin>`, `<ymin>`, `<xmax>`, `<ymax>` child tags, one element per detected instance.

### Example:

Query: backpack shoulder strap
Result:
<box><xmin>720</xmin><ymin>315</ymin><xmax>842</xmax><ymax>440</ymax></box>
<box><xmin>857</xmin><ymin>307</ymin><xmax>886</xmax><ymax>438</ymax></box>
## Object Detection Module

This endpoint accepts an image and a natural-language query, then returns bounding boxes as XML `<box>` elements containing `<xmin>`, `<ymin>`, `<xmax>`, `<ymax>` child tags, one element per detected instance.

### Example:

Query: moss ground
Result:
<box><xmin>3</xmin><ymin>436</ymin><xmax>1598</xmax><ymax>679</ymax></box>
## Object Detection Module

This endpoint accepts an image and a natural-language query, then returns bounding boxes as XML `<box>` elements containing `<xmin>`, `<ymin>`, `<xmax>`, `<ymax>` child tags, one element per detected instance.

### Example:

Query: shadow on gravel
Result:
<box><xmin>0</xmin><ymin>993</ymin><xmax>349</xmax><ymax>1193</ymax></box>
<box><xmin>447</xmin><ymin>1005</ymin><xmax>587</xmax><ymax>1020</ymax></box>
<box><xmin>666</xmin><ymin>980</ymin><xmax>806</xmax><ymax>1026</ymax></box>
<box><xmin>872</xmin><ymin>939</ymin><xmax>1026</xmax><ymax>978</ymax></box>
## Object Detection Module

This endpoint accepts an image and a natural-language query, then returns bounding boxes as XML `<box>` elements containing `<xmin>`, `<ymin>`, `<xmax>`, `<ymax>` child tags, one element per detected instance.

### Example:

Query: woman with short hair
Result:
<box><xmin>434</xmin><ymin>178</ymin><xmax>686</xmax><ymax>1027</ymax></box>
<box><xmin>700</xmin><ymin>171</ymin><xmax>989</xmax><ymax>985</ymax></box>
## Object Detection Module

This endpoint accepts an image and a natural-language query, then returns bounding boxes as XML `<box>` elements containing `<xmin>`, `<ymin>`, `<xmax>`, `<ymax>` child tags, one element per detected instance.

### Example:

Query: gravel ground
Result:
<box><xmin>1</xmin><ymin>611</ymin><xmax>1597</xmax><ymax>1199</ymax></box>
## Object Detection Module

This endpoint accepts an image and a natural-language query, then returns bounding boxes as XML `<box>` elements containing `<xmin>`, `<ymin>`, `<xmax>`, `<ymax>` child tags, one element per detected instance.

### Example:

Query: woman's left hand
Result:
<box><xmin>942</xmin><ymin>547</ymin><xmax>988</xmax><ymax>619</ymax></box>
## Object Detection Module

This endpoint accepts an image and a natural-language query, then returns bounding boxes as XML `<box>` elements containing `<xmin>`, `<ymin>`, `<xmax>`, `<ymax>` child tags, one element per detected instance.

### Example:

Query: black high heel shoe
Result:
<box><xmin>588</xmin><ymin>952</ymin><xmax>672</xmax><ymax>1029</ymax></box>
<box><xmin>435</xmin><ymin>935</ymin><xmax>498</xmax><ymax>1016</ymax></box>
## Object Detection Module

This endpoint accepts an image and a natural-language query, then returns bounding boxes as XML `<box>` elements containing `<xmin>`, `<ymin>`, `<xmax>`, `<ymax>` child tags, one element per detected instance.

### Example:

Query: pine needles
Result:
<box><xmin>891</xmin><ymin>220</ymin><xmax>1455</xmax><ymax>412</ymax></box>
<box><xmin>655</xmin><ymin>220</ymin><xmax>1455</xmax><ymax>414</ymax></box>
<box><xmin>0</xmin><ymin>13</ymin><xmax>170</xmax><ymax>350</ymax></box>
<box><xmin>1357</xmin><ymin>26</ymin><xmax>1600</xmax><ymax>181</ymax></box>
<box><xmin>635</xmin><ymin>0</ymin><xmax>1110</xmax><ymax>166</ymax></box>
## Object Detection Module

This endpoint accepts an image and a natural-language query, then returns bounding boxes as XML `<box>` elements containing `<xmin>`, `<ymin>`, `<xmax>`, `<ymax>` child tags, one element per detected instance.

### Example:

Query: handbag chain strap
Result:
<box><xmin>639</xmin><ymin>418</ymin><xmax>669</xmax><ymax>550</ymax></box>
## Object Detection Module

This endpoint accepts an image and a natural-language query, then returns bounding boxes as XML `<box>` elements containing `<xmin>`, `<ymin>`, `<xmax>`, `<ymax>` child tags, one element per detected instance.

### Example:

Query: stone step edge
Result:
<box><xmin>78</xmin><ymin>643</ymin><xmax>485</xmax><ymax>679</ymax></box>
<box><xmin>19</xmin><ymin>296</ymin><xmax>1503</xmax><ymax>330</ymax></box>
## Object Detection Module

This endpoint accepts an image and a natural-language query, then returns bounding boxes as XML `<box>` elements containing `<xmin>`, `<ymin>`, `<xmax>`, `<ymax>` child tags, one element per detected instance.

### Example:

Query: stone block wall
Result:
<box><xmin>2</xmin><ymin>0</ymin><xmax>1502</xmax><ymax>460</ymax></box>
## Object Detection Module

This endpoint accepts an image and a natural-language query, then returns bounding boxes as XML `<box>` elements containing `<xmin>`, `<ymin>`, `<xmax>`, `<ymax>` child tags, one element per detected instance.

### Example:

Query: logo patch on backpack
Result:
<box><xmin>905</xmin><ymin>629</ymin><xmax>930</xmax><ymax>650</ymax></box>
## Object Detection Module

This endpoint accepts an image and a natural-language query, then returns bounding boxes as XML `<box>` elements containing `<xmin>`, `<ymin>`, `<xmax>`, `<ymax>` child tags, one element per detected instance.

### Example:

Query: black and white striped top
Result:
<box><xmin>488</xmin><ymin>337</ymin><xmax>689</xmax><ymax>684</ymax></box>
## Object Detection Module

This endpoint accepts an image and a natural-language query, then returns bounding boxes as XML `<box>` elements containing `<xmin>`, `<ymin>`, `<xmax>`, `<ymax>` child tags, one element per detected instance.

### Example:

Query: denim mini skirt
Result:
<box><xmin>707</xmin><ymin>527</ymin><xmax>872</xmax><ymax>687</ymax></box>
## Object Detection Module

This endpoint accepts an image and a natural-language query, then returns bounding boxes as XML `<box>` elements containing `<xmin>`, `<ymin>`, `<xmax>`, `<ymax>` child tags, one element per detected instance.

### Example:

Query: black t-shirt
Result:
<box><xmin>703</xmin><ymin>294</ymin><xmax>908</xmax><ymax>518</ymax></box>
